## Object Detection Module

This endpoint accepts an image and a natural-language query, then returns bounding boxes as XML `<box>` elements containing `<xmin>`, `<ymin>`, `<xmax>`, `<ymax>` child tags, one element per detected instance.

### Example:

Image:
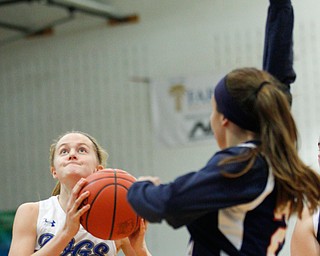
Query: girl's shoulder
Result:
<box><xmin>17</xmin><ymin>201</ymin><xmax>39</xmax><ymax>214</ymax></box>
<box><xmin>15</xmin><ymin>201</ymin><xmax>39</xmax><ymax>222</ymax></box>
<box><xmin>12</xmin><ymin>201</ymin><xmax>39</xmax><ymax>238</ymax></box>
<box><xmin>211</xmin><ymin>141</ymin><xmax>259</xmax><ymax>162</ymax></box>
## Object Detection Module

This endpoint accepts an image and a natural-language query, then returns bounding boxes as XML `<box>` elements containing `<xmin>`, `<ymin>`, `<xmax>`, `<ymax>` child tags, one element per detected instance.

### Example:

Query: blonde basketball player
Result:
<box><xmin>9</xmin><ymin>131</ymin><xmax>151</xmax><ymax>256</ymax></box>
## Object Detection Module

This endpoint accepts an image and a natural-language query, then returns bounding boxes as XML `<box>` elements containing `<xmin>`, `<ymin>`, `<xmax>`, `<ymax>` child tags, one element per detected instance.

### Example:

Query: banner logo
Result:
<box><xmin>151</xmin><ymin>74</ymin><xmax>219</xmax><ymax>147</ymax></box>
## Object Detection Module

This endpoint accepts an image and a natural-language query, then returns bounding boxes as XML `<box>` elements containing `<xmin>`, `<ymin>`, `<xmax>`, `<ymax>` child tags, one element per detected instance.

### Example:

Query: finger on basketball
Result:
<box><xmin>75</xmin><ymin>191</ymin><xmax>90</xmax><ymax>210</ymax></box>
<box><xmin>73</xmin><ymin>178</ymin><xmax>88</xmax><ymax>194</ymax></box>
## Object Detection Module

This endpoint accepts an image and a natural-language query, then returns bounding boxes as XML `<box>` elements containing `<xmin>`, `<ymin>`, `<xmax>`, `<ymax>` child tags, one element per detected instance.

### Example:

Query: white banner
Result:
<box><xmin>151</xmin><ymin>74</ymin><xmax>221</xmax><ymax>147</ymax></box>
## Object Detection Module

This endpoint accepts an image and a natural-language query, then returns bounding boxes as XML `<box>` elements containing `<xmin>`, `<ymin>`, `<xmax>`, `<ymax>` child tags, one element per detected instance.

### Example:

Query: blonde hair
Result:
<box><xmin>50</xmin><ymin>131</ymin><xmax>108</xmax><ymax>195</ymax></box>
<box><xmin>219</xmin><ymin>68</ymin><xmax>320</xmax><ymax>217</ymax></box>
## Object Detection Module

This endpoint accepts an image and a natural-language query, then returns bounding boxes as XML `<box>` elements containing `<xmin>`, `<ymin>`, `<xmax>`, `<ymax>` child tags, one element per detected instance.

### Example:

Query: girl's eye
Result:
<box><xmin>60</xmin><ymin>149</ymin><xmax>68</xmax><ymax>155</ymax></box>
<box><xmin>79</xmin><ymin>147</ymin><xmax>88</xmax><ymax>153</ymax></box>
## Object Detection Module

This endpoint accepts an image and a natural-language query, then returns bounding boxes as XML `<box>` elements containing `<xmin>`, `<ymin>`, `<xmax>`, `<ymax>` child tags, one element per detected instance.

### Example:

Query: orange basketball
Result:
<box><xmin>79</xmin><ymin>168</ymin><xmax>140</xmax><ymax>240</ymax></box>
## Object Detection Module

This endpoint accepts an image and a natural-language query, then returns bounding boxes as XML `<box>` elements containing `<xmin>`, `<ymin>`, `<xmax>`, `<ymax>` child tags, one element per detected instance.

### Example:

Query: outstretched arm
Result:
<box><xmin>263</xmin><ymin>0</ymin><xmax>296</xmax><ymax>89</ymax></box>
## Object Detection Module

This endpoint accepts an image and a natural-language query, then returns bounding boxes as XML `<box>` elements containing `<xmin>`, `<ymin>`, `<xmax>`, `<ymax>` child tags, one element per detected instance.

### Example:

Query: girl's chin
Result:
<box><xmin>66</xmin><ymin>171</ymin><xmax>93</xmax><ymax>180</ymax></box>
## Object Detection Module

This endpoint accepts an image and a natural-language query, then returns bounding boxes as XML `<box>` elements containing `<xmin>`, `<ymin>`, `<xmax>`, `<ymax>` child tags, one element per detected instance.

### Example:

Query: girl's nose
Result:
<box><xmin>68</xmin><ymin>149</ymin><xmax>77</xmax><ymax>159</ymax></box>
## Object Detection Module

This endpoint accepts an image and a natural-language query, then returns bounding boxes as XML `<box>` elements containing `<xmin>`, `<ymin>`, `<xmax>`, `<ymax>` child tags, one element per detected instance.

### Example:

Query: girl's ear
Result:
<box><xmin>221</xmin><ymin>115</ymin><xmax>229</xmax><ymax>127</ymax></box>
<box><xmin>51</xmin><ymin>166</ymin><xmax>57</xmax><ymax>178</ymax></box>
<box><xmin>95</xmin><ymin>165</ymin><xmax>104</xmax><ymax>172</ymax></box>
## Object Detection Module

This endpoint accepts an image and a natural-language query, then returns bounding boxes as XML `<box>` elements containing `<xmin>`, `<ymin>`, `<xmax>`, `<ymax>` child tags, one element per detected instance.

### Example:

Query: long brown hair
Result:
<box><xmin>50</xmin><ymin>131</ymin><xmax>108</xmax><ymax>196</ymax></box>
<box><xmin>219</xmin><ymin>67</ymin><xmax>320</xmax><ymax>217</ymax></box>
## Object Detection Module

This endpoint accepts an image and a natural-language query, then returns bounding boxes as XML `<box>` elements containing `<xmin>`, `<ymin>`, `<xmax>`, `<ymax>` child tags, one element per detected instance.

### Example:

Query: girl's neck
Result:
<box><xmin>57</xmin><ymin>186</ymin><xmax>72</xmax><ymax>212</ymax></box>
<box><xmin>225</xmin><ymin>124</ymin><xmax>256</xmax><ymax>147</ymax></box>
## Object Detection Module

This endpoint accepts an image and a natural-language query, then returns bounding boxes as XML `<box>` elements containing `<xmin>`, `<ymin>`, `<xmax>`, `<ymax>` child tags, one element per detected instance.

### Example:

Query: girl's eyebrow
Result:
<box><xmin>57</xmin><ymin>143</ymin><xmax>90</xmax><ymax>149</ymax></box>
<box><xmin>57</xmin><ymin>143</ymin><xmax>68</xmax><ymax>150</ymax></box>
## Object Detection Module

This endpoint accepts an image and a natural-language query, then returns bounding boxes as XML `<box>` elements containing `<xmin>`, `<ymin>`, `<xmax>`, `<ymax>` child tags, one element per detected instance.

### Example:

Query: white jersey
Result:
<box><xmin>35</xmin><ymin>196</ymin><xmax>117</xmax><ymax>255</ymax></box>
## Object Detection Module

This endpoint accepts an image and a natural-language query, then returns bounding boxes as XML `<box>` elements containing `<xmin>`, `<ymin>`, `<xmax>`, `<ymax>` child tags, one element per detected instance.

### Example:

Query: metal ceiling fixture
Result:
<box><xmin>0</xmin><ymin>0</ymin><xmax>138</xmax><ymax>46</ymax></box>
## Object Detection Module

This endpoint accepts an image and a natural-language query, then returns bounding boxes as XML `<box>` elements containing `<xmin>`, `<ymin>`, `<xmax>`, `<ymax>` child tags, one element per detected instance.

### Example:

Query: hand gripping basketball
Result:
<box><xmin>79</xmin><ymin>168</ymin><xmax>141</xmax><ymax>240</ymax></box>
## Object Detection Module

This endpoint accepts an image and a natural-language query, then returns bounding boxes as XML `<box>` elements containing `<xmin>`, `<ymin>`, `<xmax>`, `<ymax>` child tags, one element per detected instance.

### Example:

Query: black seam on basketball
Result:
<box><xmin>85</xmin><ymin>183</ymin><xmax>127</xmax><ymax>233</ymax></box>
<box><xmin>86</xmin><ymin>176</ymin><xmax>135</xmax><ymax>186</ymax></box>
<box><xmin>83</xmin><ymin>177</ymin><xmax>114</xmax><ymax>231</ymax></box>
<box><xmin>109</xmin><ymin>169</ymin><xmax>117</xmax><ymax>240</ymax></box>
<box><xmin>114</xmin><ymin>184</ymin><xmax>131</xmax><ymax>190</ymax></box>
<box><xmin>85</xmin><ymin>185</ymin><xmax>107</xmax><ymax>232</ymax></box>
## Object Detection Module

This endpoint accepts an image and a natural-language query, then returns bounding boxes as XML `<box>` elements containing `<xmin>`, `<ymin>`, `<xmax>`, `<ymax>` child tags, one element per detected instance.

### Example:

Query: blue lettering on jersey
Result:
<box><xmin>38</xmin><ymin>233</ymin><xmax>54</xmax><ymax>247</ymax></box>
<box><xmin>70</xmin><ymin>240</ymin><xmax>94</xmax><ymax>256</ymax></box>
<box><xmin>38</xmin><ymin>233</ymin><xmax>110</xmax><ymax>255</ymax></box>
<box><xmin>94</xmin><ymin>243</ymin><xmax>111</xmax><ymax>255</ymax></box>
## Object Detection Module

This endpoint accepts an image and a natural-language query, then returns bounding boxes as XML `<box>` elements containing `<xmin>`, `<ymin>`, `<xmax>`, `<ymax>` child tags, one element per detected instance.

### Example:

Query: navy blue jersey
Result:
<box><xmin>128</xmin><ymin>142</ymin><xmax>289</xmax><ymax>255</ymax></box>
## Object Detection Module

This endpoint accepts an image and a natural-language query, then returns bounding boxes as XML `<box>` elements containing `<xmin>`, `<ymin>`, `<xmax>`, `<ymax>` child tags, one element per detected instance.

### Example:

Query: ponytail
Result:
<box><xmin>255</xmin><ymin>75</ymin><xmax>320</xmax><ymax>216</ymax></box>
<box><xmin>220</xmin><ymin>68</ymin><xmax>320</xmax><ymax>216</ymax></box>
<box><xmin>52</xmin><ymin>182</ymin><xmax>61</xmax><ymax>196</ymax></box>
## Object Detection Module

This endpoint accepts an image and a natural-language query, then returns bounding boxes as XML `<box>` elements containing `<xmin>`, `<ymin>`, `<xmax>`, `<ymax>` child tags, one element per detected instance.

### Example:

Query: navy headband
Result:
<box><xmin>214</xmin><ymin>76</ymin><xmax>259</xmax><ymax>133</ymax></box>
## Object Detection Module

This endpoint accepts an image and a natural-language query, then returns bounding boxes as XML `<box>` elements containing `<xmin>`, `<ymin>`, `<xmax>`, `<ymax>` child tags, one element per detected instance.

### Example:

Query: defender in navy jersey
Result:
<box><xmin>128</xmin><ymin>72</ymin><xmax>320</xmax><ymax>256</ymax></box>
<box><xmin>128</xmin><ymin>1</ymin><xmax>320</xmax><ymax>255</ymax></box>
